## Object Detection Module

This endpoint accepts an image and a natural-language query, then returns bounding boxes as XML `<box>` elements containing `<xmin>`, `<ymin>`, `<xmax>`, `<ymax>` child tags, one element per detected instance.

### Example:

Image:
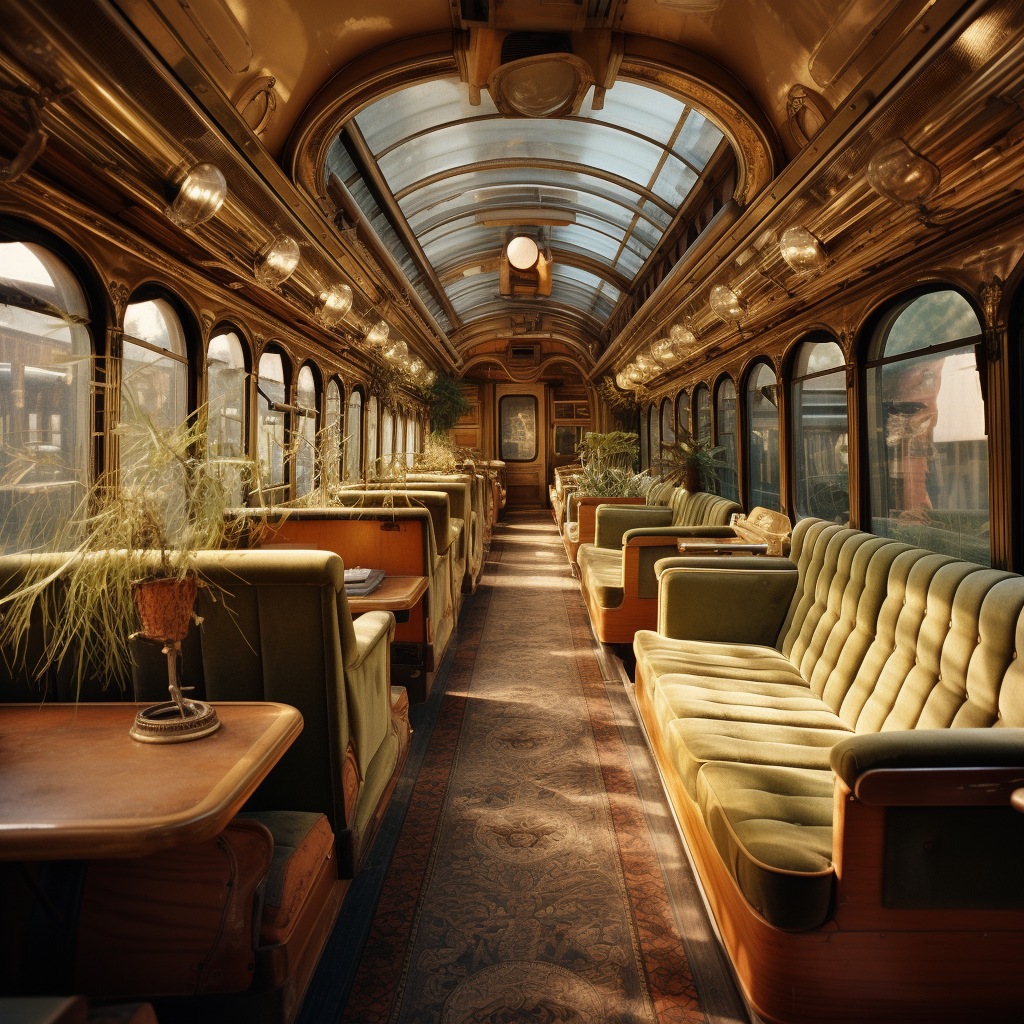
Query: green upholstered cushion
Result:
<box><xmin>593</xmin><ymin>505</ymin><xmax>671</xmax><ymax>549</ymax></box>
<box><xmin>578</xmin><ymin>543</ymin><xmax>623</xmax><ymax>608</ymax></box>
<box><xmin>697</xmin><ymin>763</ymin><xmax>835</xmax><ymax>930</ymax></box>
<box><xmin>670</xmin><ymin>489</ymin><xmax>742</xmax><ymax>527</ymax></box>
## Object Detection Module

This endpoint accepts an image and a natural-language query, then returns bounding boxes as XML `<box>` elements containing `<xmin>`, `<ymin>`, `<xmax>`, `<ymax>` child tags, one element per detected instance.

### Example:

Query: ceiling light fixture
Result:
<box><xmin>636</xmin><ymin>352</ymin><xmax>658</xmax><ymax>380</ymax></box>
<box><xmin>166</xmin><ymin>163</ymin><xmax>227</xmax><ymax>228</ymax></box>
<box><xmin>255</xmin><ymin>235</ymin><xmax>300</xmax><ymax>287</ymax></box>
<box><xmin>384</xmin><ymin>338</ymin><xmax>409</xmax><ymax>364</ymax></box>
<box><xmin>779</xmin><ymin>225</ymin><xmax>826</xmax><ymax>275</ymax></box>
<box><xmin>317</xmin><ymin>284</ymin><xmax>353</xmax><ymax>327</ymax></box>
<box><xmin>507</xmin><ymin>235</ymin><xmax>540</xmax><ymax>271</ymax></box>
<box><xmin>866</xmin><ymin>139</ymin><xmax>940</xmax><ymax>205</ymax></box>
<box><xmin>709</xmin><ymin>284</ymin><xmax>746</xmax><ymax>323</ymax></box>
<box><xmin>365</xmin><ymin>320</ymin><xmax>389</xmax><ymax>348</ymax></box>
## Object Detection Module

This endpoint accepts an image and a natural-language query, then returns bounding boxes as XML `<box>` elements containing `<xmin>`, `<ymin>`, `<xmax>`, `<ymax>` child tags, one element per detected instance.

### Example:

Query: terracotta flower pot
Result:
<box><xmin>132</xmin><ymin>575</ymin><xmax>197</xmax><ymax>644</ymax></box>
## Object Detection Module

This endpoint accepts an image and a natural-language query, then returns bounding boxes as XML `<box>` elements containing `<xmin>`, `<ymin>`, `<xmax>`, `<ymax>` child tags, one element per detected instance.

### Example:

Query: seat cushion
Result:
<box><xmin>696</xmin><ymin>763</ymin><xmax>835</xmax><ymax>930</ymax></box>
<box><xmin>578</xmin><ymin>543</ymin><xmax>623</xmax><ymax>608</ymax></box>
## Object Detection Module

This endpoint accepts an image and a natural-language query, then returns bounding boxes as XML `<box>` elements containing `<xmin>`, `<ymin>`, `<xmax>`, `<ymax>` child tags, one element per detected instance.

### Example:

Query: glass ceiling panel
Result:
<box><xmin>379</xmin><ymin>119</ymin><xmax>678</xmax><ymax>197</ymax></box>
<box><xmin>446</xmin><ymin>271</ymin><xmax>501</xmax><ymax>316</ymax></box>
<box><xmin>578</xmin><ymin>82</ymin><xmax>688</xmax><ymax>147</ymax></box>
<box><xmin>398</xmin><ymin>168</ymin><xmax>675</xmax><ymax>230</ymax></box>
<box><xmin>423</xmin><ymin>224</ymin><xmax>502</xmax><ymax>270</ymax></box>
<box><xmin>675</xmin><ymin>111</ymin><xmax>726</xmax><ymax>168</ymax></box>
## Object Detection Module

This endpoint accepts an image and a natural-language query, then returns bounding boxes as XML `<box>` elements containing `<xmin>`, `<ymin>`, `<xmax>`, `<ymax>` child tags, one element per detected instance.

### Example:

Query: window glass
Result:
<box><xmin>381</xmin><ymin>407</ymin><xmax>394</xmax><ymax>473</ymax></box>
<box><xmin>366</xmin><ymin>395</ymin><xmax>378</xmax><ymax>471</ymax></box>
<box><xmin>499</xmin><ymin>395</ymin><xmax>537</xmax><ymax>461</ymax></box>
<box><xmin>0</xmin><ymin>241</ymin><xmax>91</xmax><ymax>550</ymax></box>
<box><xmin>554</xmin><ymin>424</ymin><xmax>583</xmax><ymax>456</ymax></box>
<box><xmin>345</xmin><ymin>388</ymin><xmax>362</xmax><ymax>480</ymax></box>
<box><xmin>716</xmin><ymin>379</ymin><xmax>739</xmax><ymax>502</ymax></box>
<box><xmin>695</xmin><ymin>385</ymin><xmax>711</xmax><ymax>445</ymax></box>
<box><xmin>639</xmin><ymin>405</ymin><xmax>650</xmax><ymax>469</ymax></box>
<box><xmin>676</xmin><ymin>390</ymin><xmax>690</xmax><ymax>437</ymax></box>
<box><xmin>294</xmin><ymin>366</ymin><xmax>318</xmax><ymax>498</ymax></box>
<box><xmin>323</xmin><ymin>379</ymin><xmax>342</xmax><ymax>489</ymax></box>
<box><xmin>406</xmin><ymin>416</ymin><xmax>416</xmax><ymax>467</ymax></box>
<box><xmin>661</xmin><ymin>398</ymin><xmax>675</xmax><ymax>448</ymax></box>
<box><xmin>867</xmin><ymin>291</ymin><xmax>987</xmax><ymax>563</ymax></box>
<box><xmin>206</xmin><ymin>327</ymin><xmax>247</xmax><ymax>504</ymax></box>
<box><xmin>746</xmin><ymin>363</ymin><xmax>781</xmax><ymax>511</ymax></box>
<box><xmin>256</xmin><ymin>351</ymin><xmax>287</xmax><ymax>492</ymax></box>
<box><xmin>879</xmin><ymin>291</ymin><xmax>980</xmax><ymax>359</ymax></box>
<box><xmin>792</xmin><ymin>339</ymin><xmax>849</xmax><ymax>523</ymax></box>
<box><xmin>649</xmin><ymin>404</ymin><xmax>661</xmax><ymax>465</ymax></box>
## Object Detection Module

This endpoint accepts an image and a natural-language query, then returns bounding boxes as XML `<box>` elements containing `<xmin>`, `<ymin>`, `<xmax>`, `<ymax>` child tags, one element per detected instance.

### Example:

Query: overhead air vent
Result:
<box><xmin>460</xmin><ymin>0</ymin><xmax>489</xmax><ymax>23</ymax></box>
<box><xmin>500</xmin><ymin>32</ymin><xmax>572</xmax><ymax>64</ymax></box>
<box><xmin>508</xmin><ymin>343</ymin><xmax>541</xmax><ymax>366</ymax></box>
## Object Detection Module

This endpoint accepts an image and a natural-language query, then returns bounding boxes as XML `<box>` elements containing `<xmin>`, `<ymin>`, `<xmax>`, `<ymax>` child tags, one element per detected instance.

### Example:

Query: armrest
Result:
<box><xmin>348</xmin><ymin>610</ymin><xmax>395</xmax><ymax>671</ymax></box>
<box><xmin>655</xmin><ymin>557</ymin><xmax>799</xmax><ymax>646</ymax></box>
<box><xmin>594</xmin><ymin>505</ymin><xmax>671</xmax><ymax>548</ymax></box>
<box><xmin>830</xmin><ymin>729</ymin><xmax>1024</xmax><ymax>805</ymax></box>
<box><xmin>623</xmin><ymin>525</ymin><xmax>737</xmax><ymax>544</ymax></box>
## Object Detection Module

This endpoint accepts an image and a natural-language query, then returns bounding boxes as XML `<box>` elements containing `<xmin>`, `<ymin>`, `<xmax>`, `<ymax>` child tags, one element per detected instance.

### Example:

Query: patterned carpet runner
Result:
<box><xmin>341</xmin><ymin>513</ymin><xmax>707</xmax><ymax>1024</ymax></box>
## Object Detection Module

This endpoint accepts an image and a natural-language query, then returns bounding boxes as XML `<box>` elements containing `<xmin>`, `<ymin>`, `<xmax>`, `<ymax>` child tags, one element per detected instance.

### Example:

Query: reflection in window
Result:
<box><xmin>207</xmin><ymin>328</ymin><xmax>247</xmax><ymax>504</ymax></box>
<box><xmin>661</xmin><ymin>398</ymin><xmax>675</xmax><ymax>449</ymax></box>
<box><xmin>695</xmin><ymin>385</ymin><xmax>711</xmax><ymax>444</ymax></box>
<box><xmin>345</xmin><ymin>389</ymin><xmax>362</xmax><ymax>480</ymax></box>
<box><xmin>554</xmin><ymin>424</ymin><xmax>584</xmax><ymax>457</ymax></box>
<box><xmin>649</xmin><ymin>404</ymin><xmax>661</xmax><ymax>466</ymax></box>
<box><xmin>867</xmin><ymin>290</ymin><xmax>988</xmax><ymax>564</ymax></box>
<box><xmin>676</xmin><ymin>390</ymin><xmax>690</xmax><ymax>437</ymax></box>
<box><xmin>792</xmin><ymin>338</ymin><xmax>849</xmax><ymax>523</ymax></box>
<box><xmin>295</xmin><ymin>365</ymin><xmax>317</xmax><ymax>498</ymax></box>
<box><xmin>324</xmin><ymin>379</ymin><xmax>342</xmax><ymax>488</ymax></box>
<box><xmin>715</xmin><ymin>378</ymin><xmax>739</xmax><ymax>502</ymax></box>
<box><xmin>257</xmin><ymin>351</ymin><xmax>287</xmax><ymax>492</ymax></box>
<box><xmin>366</xmin><ymin>396</ymin><xmax>378</xmax><ymax>471</ymax></box>
<box><xmin>746</xmin><ymin>363</ymin><xmax>781</xmax><ymax>511</ymax></box>
<box><xmin>499</xmin><ymin>395</ymin><xmax>537</xmax><ymax>461</ymax></box>
<box><xmin>0</xmin><ymin>241</ymin><xmax>91</xmax><ymax>550</ymax></box>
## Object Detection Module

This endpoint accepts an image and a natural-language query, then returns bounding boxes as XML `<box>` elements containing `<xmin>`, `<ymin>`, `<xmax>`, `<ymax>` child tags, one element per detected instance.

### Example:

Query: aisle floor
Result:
<box><xmin>302</xmin><ymin>512</ymin><xmax>749</xmax><ymax>1024</ymax></box>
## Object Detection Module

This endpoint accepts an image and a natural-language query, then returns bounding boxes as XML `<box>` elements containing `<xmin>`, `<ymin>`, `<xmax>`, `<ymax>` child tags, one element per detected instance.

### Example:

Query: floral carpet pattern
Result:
<box><xmin>342</xmin><ymin>514</ymin><xmax>706</xmax><ymax>1024</ymax></box>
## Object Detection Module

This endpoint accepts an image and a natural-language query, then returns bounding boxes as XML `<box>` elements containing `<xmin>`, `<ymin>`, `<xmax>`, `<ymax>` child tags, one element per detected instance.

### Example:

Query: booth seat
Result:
<box><xmin>253</xmin><ymin>501</ymin><xmax>456</xmax><ymax>677</ymax></box>
<box><xmin>578</xmin><ymin>487</ymin><xmax>741</xmax><ymax>638</ymax></box>
<box><xmin>550</xmin><ymin>465</ymin><xmax>581</xmax><ymax>531</ymax></box>
<box><xmin>403</xmin><ymin>473</ymin><xmax>484</xmax><ymax>592</ymax></box>
<box><xmin>634</xmin><ymin>518</ymin><xmax>1024</xmax><ymax>1024</ymax></box>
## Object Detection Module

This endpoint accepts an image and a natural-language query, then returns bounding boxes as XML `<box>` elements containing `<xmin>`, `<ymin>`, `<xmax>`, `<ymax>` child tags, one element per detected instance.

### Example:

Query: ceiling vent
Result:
<box><xmin>500</xmin><ymin>32</ymin><xmax>572</xmax><ymax>64</ymax></box>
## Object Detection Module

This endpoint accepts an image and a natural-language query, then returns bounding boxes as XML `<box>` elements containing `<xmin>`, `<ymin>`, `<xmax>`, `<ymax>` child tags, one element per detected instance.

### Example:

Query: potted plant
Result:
<box><xmin>652</xmin><ymin>427</ymin><xmax>727</xmax><ymax>493</ymax></box>
<box><xmin>0</xmin><ymin>404</ymin><xmax>257</xmax><ymax>741</ymax></box>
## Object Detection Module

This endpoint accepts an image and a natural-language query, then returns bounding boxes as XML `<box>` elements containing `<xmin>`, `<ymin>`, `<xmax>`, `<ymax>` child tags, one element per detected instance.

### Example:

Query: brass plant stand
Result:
<box><xmin>128</xmin><ymin>575</ymin><xmax>220</xmax><ymax>744</ymax></box>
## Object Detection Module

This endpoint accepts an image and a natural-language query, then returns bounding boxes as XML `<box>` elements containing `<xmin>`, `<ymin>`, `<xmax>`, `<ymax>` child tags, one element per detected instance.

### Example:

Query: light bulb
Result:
<box><xmin>625</xmin><ymin>364</ymin><xmax>644</xmax><ymax>386</ymax></box>
<box><xmin>318</xmin><ymin>284</ymin><xmax>353</xmax><ymax>327</ymax></box>
<box><xmin>507</xmin><ymin>235</ymin><xmax>540</xmax><ymax>270</ymax></box>
<box><xmin>636</xmin><ymin>353</ymin><xmax>658</xmax><ymax>380</ymax></box>
<box><xmin>651</xmin><ymin>337</ymin><xmax>680</xmax><ymax>368</ymax></box>
<box><xmin>408</xmin><ymin>357</ymin><xmax>426</xmax><ymax>379</ymax></box>
<box><xmin>255</xmin><ymin>235</ymin><xmax>300</xmax><ymax>287</ymax></box>
<box><xmin>365</xmin><ymin>320</ymin><xmax>389</xmax><ymax>348</ymax></box>
<box><xmin>384</xmin><ymin>338</ymin><xmax>409</xmax><ymax>363</ymax></box>
<box><xmin>779</xmin><ymin>224</ymin><xmax>825</xmax><ymax>275</ymax></box>
<box><xmin>866</xmin><ymin>139</ymin><xmax>940</xmax><ymax>205</ymax></box>
<box><xmin>669</xmin><ymin>323</ymin><xmax>696</xmax><ymax>357</ymax></box>
<box><xmin>423</xmin><ymin>370</ymin><xmax>436</xmax><ymax>386</ymax></box>
<box><xmin>615</xmin><ymin>371</ymin><xmax>630</xmax><ymax>389</ymax></box>
<box><xmin>166</xmin><ymin>163</ymin><xmax>227</xmax><ymax>228</ymax></box>
<box><xmin>709</xmin><ymin>284</ymin><xmax>746</xmax><ymax>322</ymax></box>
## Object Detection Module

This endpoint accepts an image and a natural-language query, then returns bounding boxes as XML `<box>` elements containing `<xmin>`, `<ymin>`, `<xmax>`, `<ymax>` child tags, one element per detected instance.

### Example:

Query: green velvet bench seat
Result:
<box><xmin>635</xmin><ymin>518</ymin><xmax>1024</xmax><ymax>1024</ymax></box>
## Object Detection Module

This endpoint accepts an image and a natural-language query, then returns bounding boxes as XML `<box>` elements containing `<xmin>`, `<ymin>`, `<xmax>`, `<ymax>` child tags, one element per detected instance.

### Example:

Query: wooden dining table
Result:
<box><xmin>0</xmin><ymin>701</ymin><xmax>302</xmax><ymax>861</ymax></box>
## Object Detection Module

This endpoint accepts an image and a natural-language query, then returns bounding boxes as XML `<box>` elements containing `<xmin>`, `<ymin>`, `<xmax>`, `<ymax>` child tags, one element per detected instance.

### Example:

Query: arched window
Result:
<box><xmin>791</xmin><ymin>336</ymin><xmax>849</xmax><ymax>523</ymax></box>
<box><xmin>746</xmin><ymin>362</ymin><xmax>781</xmax><ymax>511</ymax></box>
<box><xmin>0</xmin><ymin>240</ymin><xmax>91</xmax><ymax>550</ymax></box>
<box><xmin>676</xmin><ymin>390</ymin><xmax>690</xmax><ymax>438</ymax></box>
<box><xmin>381</xmin><ymin>406</ymin><xmax>394</xmax><ymax>473</ymax></box>
<box><xmin>345</xmin><ymin>388</ymin><xmax>363</xmax><ymax>480</ymax></box>
<box><xmin>366</xmin><ymin>395</ymin><xmax>379</xmax><ymax>472</ymax></box>
<box><xmin>122</xmin><ymin>294</ymin><xmax>189</xmax><ymax>483</ymax></box>
<box><xmin>406</xmin><ymin>415</ymin><xmax>416</xmax><ymax>467</ymax></box>
<box><xmin>649</xmin><ymin>403</ymin><xmax>661</xmax><ymax>469</ymax></box>
<box><xmin>715</xmin><ymin>378</ymin><xmax>739</xmax><ymax>502</ymax></box>
<box><xmin>661</xmin><ymin>397</ymin><xmax>675</xmax><ymax>450</ymax></box>
<box><xmin>639</xmin><ymin>406</ymin><xmax>650</xmax><ymax>469</ymax></box>
<box><xmin>256</xmin><ymin>349</ymin><xmax>288</xmax><ymax>493</ymax></box>
<box><xmin>295</xmin><ymin>364</ymin><xmax>318</xmax><ymax>498</ymax></box>
<box><xmin>207</xmin><ymin>325</ymin><xmax>248</xmax><ymax>504</ymax></box>
<box><xmin>694</xmin><ymin>384</ymin><xmax>712</xmax><ymax>445</ymax></box>
<box><xmin>866</xmin><ymin>289</ymin><xmax>987</xmax><ymax>564</ymax></box>
<box><xmin>324</xmin><ymin>378</ymin><xmax>342</xmax><ymax>489</ymax></box>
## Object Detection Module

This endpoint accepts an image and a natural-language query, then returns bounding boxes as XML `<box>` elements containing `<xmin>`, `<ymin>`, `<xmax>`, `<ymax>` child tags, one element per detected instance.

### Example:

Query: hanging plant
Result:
<box><xmin>366</xmin><ymin>360</ymin><xmax>407</xmax><ymax>409</ymax></box>
<box><xmin>421</xmin><ymin>373</ymin><xmax>471</xmax><ymax>435</ymax></box>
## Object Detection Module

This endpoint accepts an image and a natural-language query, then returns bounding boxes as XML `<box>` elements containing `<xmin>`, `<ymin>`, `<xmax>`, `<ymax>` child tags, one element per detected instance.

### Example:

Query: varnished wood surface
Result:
<box><xmin>634</xmin><ymin>663</ymin><xmax>1024</xmax><ymax>1023</ymax></box>
<box><xmin>347</xmin><ymin>575</ymin><xmax>429</xmax><ymax>614</ymax></box>
<box><xmin>0</xmin><ymin>702</ymin><xmax>302</xmax><ymax>861</ymax></box>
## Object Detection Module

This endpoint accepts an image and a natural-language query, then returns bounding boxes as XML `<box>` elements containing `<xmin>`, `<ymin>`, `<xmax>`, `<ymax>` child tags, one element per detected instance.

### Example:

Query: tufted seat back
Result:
<box><xmin>669</xmin><ymin>488</ymin><xmax>741</xmax><ymax>527</ymax></box>
<box><xmin>776</xmin><ymin>517</ymin><xmax>1023</xmax><ymax>733</ymax></box>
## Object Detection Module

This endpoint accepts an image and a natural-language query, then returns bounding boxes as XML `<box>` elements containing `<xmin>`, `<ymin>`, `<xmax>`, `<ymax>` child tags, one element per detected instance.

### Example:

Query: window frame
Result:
<box><xmin>743</xmin><ymin>359</ymin><xmax>782</xmax><ymax>513</ymax></box>
<box><xmin>498</xmin><ymin>393</ymin><xmax>539</xmax><ymax>463</ymax></box>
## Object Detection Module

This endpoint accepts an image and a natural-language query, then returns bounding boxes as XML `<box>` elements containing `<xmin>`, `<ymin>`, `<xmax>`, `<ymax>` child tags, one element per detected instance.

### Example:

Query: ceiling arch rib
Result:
<box><xmin>323</xmin><ymin>74</ymin><xmax>731</xmax><ymax>331</ymax></box>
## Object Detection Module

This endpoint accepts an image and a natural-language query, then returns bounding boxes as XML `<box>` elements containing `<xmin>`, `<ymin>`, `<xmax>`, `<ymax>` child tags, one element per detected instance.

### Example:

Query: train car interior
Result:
<box><xmin>2</xmin><ymin>1</ymin><xmax>1024</xmax><ymax>1022</ymax></box>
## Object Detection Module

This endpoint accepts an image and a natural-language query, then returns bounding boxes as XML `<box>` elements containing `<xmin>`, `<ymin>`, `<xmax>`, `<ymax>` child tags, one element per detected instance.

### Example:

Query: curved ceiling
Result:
<box><xmin>327</xmin><ymin>75</ymin><xmax>726</xmax><ymax>332</ymax></box>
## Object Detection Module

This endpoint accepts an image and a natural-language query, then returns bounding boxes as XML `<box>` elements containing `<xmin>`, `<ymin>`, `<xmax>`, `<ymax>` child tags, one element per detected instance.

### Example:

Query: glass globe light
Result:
<box><xmin>255</xmin><ymin>235</ymin><xmax>300</xmax><ymax>287</ymax></box>
<box><xmin>866</xmin><ymin>139</ymin><xmax>940</xmax><ymax>205</ymax></box>
<box><xmin>636</xmin><ymin>352</ymin><xmax>658</xmax><ymax>380</ymax></box>
<box><xmin>167</xmin><ymin>163</ymin><xmax>227</xmax><ymax>228</ymax></box>
<box><xmin>625</xmin><ymin>364</ymin><xmax>644</xmax><ymax>386</ymax></box>
<box><xmin>365</xmin><ymin>320</ymin><xmax>389</xmax><ymax>348</ymax></box>
<box><xmin>615</xmin><ymin>371</ymin><xmax>630</xmax><ymax>390</ymax></box>
<box><xmin>423</xmin><ymin>370</ymin><xmax>436</xmax><ymax>387</ymax></box>
<box><xmin>651</xmin><ymin>337</ymin><xmax>681</xmax><ymax>368</ymax></box>
<box><xmin>709</xmin><ymin>284</ymin><xmax>746</xmax><ymax>323</ymax></box>
<box><xmin>408</xmin><ymin>356</ymin><xmax>426</xmax><ymax>379</ymax></box>
<box><xmin>384</xmin><ymin>338</ymin><xmax>409</xmax><ymax>363</ymax></box>
<box><xmin>318</xmin><ymin>284</ymin><xmax>353</xmax><ymax>327</ymax></box>
<box><xmin>779</xmin><ymin>224</ymin><xmax>825</xmax><ymax>275</ymax></box>
<box><xmin>507</xmin><ymin>235</ymin><xmax>540</xmax><ymax>270</ymax></box>
<box><xmin>669</xmin><ymin>323</ymin><xmax>696</xmax><ymax>356</ymax></box>
<box><xmin>500</xmin><ymin>59</ymin><xmax>580</xmax><ymax>117</ymax></box>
